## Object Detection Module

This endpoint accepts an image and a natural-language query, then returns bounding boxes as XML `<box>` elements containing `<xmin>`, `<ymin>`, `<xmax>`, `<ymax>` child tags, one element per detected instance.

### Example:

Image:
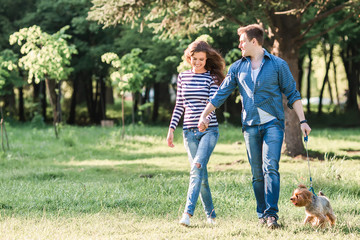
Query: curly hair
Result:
<box><xmin>184</xmin><ymin>41</ymin><xmax>225</xmax><ymax>86</ymax></box>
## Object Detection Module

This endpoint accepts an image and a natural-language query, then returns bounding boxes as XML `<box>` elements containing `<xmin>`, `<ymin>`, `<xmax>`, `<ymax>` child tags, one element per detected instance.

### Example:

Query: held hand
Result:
<box><xmin>197</xmin><ymin>117</ymin><xmax>209</xmax><ymax>132</ymax></box>
<box><xmin>167</xmin><ymin>128</ymin><xmax>175</xmax><ymax>148</ymax></box>
<box><xmin>301</xmin><ymin>123</ymin><xmax>311</xmax><ymax>138</ymax></box>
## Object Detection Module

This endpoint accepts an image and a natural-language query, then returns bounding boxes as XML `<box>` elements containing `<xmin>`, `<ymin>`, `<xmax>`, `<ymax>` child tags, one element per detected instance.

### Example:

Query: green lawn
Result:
<box><xmin>0</xmin><ymin>123</ymin><xmax>359</xmax><ymax>239</ymax></box>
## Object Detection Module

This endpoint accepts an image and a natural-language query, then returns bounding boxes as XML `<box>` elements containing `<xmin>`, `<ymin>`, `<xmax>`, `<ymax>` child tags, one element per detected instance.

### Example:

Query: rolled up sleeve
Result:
<box><xmin>278</xmin><ymin>60</ymin><xmax>301</xmax><ymax>109</ymax></box>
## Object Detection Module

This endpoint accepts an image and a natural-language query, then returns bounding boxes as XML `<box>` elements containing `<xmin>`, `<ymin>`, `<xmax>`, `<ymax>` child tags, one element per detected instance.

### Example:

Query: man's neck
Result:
<box><xmin>250</xmin><ymin>48</ymin><xmax>264</xmax><ymax>62</ymax></box>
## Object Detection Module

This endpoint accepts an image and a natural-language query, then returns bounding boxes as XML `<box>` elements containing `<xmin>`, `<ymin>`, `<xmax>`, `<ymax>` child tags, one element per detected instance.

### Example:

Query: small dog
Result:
<box><xmin>290</xmin><ymin>184</ymin><xmax>336</xmax><ymax>228</ymax></box>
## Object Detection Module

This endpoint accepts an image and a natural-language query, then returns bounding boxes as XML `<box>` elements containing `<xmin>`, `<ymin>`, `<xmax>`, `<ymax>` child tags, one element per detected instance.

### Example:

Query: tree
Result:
<box><xmin>9</xmin><ymin>25</ymin><xmax>77</xmax><ymax>137</ymax></box>
<box><xmin>102</xmin><ymin>48</ymin><xmax>155</xmax><ymax>138</ymax></box>
<box><xmin>88</xmin><ymin>0</ymin><xmax>359</xmax><ymax>156</ymax></box>
<box><xmin>0</xmin><ymin>50</ymin><xmax>24</xmax><ymax>117</ymax></box>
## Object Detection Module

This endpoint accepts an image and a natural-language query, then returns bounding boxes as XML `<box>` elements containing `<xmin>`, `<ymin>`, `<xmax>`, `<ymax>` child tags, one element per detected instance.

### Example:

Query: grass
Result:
<box><xmin>0</xmin><ymin>123</ymin><xmax>359</xmax><ymax>239</ymax></box>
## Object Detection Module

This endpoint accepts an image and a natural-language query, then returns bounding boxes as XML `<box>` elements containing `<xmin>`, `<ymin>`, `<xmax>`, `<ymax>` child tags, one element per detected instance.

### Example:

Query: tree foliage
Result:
<box><xmin>88</xmin><ymin>0</ymin><xmax>359</xmax><ymax>156</ymax></box>
<box><xmin>9</xmin><ymin>25</ymin><xmax>77</xmax><ymax>83</ymax></box>
<box><xmin>102</xmin><ymin>48</ymin><xmax>155</xmax><ymax>94</ymax></box>
<box><xmin>0</xmin><ymin>50</ymin><xmax>23</xmax><ymax>95</ymax></box>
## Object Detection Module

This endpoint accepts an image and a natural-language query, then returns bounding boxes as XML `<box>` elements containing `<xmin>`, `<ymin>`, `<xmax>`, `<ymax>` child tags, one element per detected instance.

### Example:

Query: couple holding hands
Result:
<box><xmin>166</xmin><ymin>24</ymin><xmax>311</xmax><ymax>229</ymax></box>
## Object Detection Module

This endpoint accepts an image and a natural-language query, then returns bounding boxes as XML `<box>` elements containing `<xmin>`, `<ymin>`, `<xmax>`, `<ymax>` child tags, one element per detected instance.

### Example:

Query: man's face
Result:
<box><xmin>238</xmin><ymin>33</ymin><xmax>253</xmax><ymax>57</ymax></box>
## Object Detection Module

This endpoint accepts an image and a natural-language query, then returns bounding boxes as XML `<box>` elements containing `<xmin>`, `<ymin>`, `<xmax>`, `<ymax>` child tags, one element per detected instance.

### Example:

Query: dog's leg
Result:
<box><xmin>317</xmin><ymin>214</ymin><xmax>327</xmax><ymax>228</ymax></box>
<box><xmin>327</xmin><ymin>213</ymin><xmax>336</xmax><ymax>226</ymax></box>
<box><xmin>304</xmin><ymin>215</ymin><xmax>314</xmax><ymax>225</ymax></box>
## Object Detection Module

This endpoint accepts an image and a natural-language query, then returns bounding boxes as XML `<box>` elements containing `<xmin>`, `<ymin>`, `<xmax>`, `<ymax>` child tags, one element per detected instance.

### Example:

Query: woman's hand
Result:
<box><xmin>167</xmin><ymin>128</ymin><xmax>175</xmax><ymax>148</ymax></box>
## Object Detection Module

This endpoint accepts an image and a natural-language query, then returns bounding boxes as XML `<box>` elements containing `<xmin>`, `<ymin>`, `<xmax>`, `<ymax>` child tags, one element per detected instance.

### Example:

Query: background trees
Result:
<box><xmin>88</xmin><ymin>0</ymin><xmax>359</xmax><ymax>155</ymax></box>
<box><xmin>10</xmin><ymin>25</ymin><xmax>77</xmax><ymax>137</ymax></box>
<box><xmin>0</xmin><ymin>0</ymin><xmax>358</xmax><ymax>153</ymax></box>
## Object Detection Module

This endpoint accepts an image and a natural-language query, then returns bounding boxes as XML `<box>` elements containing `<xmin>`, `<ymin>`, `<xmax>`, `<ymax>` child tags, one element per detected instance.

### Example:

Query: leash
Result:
<box><xmin>304</xmin><ymin>134</ymin><xmax>316</xmax><ymax>196</ymax></box>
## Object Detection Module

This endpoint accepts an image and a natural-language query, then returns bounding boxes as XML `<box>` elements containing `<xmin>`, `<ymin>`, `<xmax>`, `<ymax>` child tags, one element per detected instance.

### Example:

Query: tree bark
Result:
<box><xmin>45</xmin><ymin>78</ymin><xmax>59</xmax><ymax>138</ymax></box>
<box><xmin>269</xmin><ymin>13</ymin><xmax>304</xmax><ymax>156</ymax></box>
<box><xmin>306</xmin><ymin>49</ymin><xmax>312</xmax><ymax>113</ymax></box>
<box><xmin>318</xmin><ymin>44</ymin><xmax>334</xmax><ymax>114</ymax></box>
<box><xmin>67</xmin><ymin>77</ymin><xmax>78</xmax><ymax>124</ymax></box>
<box><xmin>332</xmin><ymin>60</ymin><xmax>340</xmax><ymax>107</ymax></box>
<box><xmin>341</xmin><ymin>43</ymin><xmax>360</xmax><ymax>112</ymax></box>
<box><xmin>45</xmin><ymin>78</ymin><xmax>58</xmax><ymax>123</ymax></box>
<box><xmin>18</xmin><ymin>86</ymin><xmax>25</xmax><ymax>122</ymax></box>
<box><xmin>152</xmin><ymin>82</ymin><xmax>170</xmax><ymax>122</ymax></box>
<box><xmin>152</xmin><ymin>83</ymin><xmax>159</xmax><ymax>122</ymax></box>
<box><xmin>40</xmin><ymin>81</ymin><xmax>47</xmax><ymax>122</ymax></box>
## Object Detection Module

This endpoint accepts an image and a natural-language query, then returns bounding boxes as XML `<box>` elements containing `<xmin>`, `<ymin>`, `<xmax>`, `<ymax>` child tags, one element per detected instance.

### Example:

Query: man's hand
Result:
<box><xmin>301</xmin><ymin>122</ymin><xmax>311</xmax><ymax>138</ymax></box>
<box><xmin>198</xmin><ymin>116</ymin><xmax>209</xmax><ymax>132</ymax></box>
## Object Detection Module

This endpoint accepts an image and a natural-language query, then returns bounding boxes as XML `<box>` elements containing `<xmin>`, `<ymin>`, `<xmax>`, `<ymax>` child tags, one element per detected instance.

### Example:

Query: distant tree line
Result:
<box><xmin>0</xmin><ymin>0</ymin><xmax>359</xmax><ymax>155</ymax></box>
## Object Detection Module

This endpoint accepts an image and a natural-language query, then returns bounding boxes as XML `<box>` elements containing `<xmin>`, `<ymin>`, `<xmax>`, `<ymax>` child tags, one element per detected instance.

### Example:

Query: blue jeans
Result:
<box><xmin>242</xmin><ymin>119</ymin><xmax>284</xmax><ymax>220</ymax></box>
<box><xmin>183</xmin><ymin>127</ymin><xmax>219</xmax><ymax>218</ymax></box>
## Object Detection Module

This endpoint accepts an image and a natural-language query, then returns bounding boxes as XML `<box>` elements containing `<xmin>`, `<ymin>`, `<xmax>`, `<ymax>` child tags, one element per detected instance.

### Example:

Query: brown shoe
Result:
<box><xmin>267</xmin><ymin>216</ymin><xmax>280</xmax><ymax>229</ymax></box>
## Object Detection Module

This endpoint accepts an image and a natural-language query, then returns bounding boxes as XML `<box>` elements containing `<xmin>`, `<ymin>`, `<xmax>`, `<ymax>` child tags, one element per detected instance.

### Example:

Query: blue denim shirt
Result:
<box><xmin>210</xmin><ymin>49</ymin><xmax>301</xmax><ymax>126</ymax></box>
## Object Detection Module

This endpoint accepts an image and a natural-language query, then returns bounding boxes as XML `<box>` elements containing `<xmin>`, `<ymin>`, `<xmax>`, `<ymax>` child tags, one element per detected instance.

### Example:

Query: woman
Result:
<box><xmin>167</xmin><ymin>40</ymin><xmax>225</xmax><ymax>226</ymax></box>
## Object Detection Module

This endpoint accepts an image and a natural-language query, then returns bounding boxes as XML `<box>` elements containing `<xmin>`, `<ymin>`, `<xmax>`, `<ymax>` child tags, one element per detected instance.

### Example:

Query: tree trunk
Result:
<box><xmin>18</xmin><ymin>86</ymin><xmax>25</xmax><ymax>122</ymax></box>
<box><xmin>45</xmin><ymin>78</ymin><xmax>59</xmax><ymax>138</ymax></box>
<box><xmin>318</xmin><ymin>44</ymin><xmax>334</xmax><ymax>114</ymax></box>
<box><xmin>121</xmin><ymin>94</ymin><xmax>125</xmax><ymax>139</ymax></box>
<box><xmin>152</xmin><ymin>83</ymin><xmax>159</xmax><ymax>122</ymax></box>
<box><xmin>57</xmin><ymin>81</ymin><xmax>62</xmax><ymax>123</ymax></box>
<box><xmin>307</xmin><ymin>49</ymin><xmax>312</xmax><ymax>113</ymax></box>
<box><xmin>68</xmin><ymin>77</ymin><xmax>78</xmax><ymax>124</ymax></box>
<box><xmin>326</xmin><ymin>46</ymin><xmax>334</xmax><ymax>104</ymax></box>
<box><xmin>332</xmin><ymin>60</ymin><xmax>340</xmax><ymax>107</ymax></box>
<box><xmin>131</xmin><ymin>92</ymin><xmax>136</xmax><ymax>124</ymax></box>
<box><xmin>298</xmin><ymin>55</ymin><xmax>305</xmax><ymax>94</ymax></box>
<box><xmin>341</xmin><ymin>42</ymin><xmax>360</xmax><ymax>112</ymax></box>
<box><xmin>83</xmin><ymin>73</ymin><xmax>96</xmax><ymax>123</ymax></box>
<box><xmin>100</xmin><ymin>77</ymin><xmax>106</xmax><ymax>120</ymax></box>
<box><xmin>269</xmin><ymin>12</ymin><xmax>304</xmax><ymax>156</ymax></box>
<box><xmin>40</xmin><ymin>81</ymin><xmax>47</xmax><ymax>122</ymax></box>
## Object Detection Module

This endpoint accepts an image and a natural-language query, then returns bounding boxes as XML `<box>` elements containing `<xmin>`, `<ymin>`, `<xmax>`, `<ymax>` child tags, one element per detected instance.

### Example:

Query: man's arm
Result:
<box><xmin>198</xmin><ymin>102</ymin><xmax>216</xmax><ymax>132</ymax></box>
<box><xmin>292</xmin><ymin>100</ymin><xmax>311</xmax><ymax>137</ymax></box>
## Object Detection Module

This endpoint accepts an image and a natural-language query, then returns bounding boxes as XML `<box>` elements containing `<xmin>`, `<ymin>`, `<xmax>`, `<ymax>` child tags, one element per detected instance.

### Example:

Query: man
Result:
<box><xmin>198</xmin><ymin>24</ymin><xmax>311</xmax><ymax>229</ymax></box>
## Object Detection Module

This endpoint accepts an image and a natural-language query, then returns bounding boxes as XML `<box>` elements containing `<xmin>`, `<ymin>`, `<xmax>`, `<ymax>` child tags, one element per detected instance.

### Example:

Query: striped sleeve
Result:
<box><xmin>169</xmin><ymin>74</ymin><xmax>184</xmax><ymax>130</ymax></box>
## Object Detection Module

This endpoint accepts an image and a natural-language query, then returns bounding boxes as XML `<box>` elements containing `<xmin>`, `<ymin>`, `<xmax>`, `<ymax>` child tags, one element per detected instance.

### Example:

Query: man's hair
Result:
<box><xmin>237</xmin><ymin>24</ymin><xmax>264</xmax><ymax>46</ymax></box>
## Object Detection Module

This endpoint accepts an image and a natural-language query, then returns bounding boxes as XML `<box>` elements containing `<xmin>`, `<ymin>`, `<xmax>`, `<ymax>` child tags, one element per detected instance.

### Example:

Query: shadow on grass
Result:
<box><xmin>293</xmin><ymin>150</ymin><xmax>360</xmax><ymax>161</ymax></box>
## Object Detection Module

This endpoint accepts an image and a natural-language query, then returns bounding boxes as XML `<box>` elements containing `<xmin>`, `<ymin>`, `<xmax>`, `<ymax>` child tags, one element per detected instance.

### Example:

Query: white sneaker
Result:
<box><xmin>207</xmin><ymin>217</ymin><xmax>216</xmax><ymax>225</ymax></box>
<box><xmin>179</xmin><ymin>213</ymin><xmax>190</xmax><ymax>226</ymax></box>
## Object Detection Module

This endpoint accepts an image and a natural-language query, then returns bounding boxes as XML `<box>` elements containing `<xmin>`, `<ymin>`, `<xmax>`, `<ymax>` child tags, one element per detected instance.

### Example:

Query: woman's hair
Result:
<box><xmin>184</xmin><ymin>41</ymin><xmax>225</xmax><ymax>86</ymax></box>
<box><xmin>237</xmin><ymin>24</ymin><xmax>264</xmax><ymax>46</ymax></box>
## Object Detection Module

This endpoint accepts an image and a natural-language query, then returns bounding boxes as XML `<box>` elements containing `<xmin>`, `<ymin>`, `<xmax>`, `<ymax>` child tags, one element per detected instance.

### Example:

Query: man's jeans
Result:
<box><xmin>242</xmin><ymin>119</ymin><xmax>284</xmax><ymax>220</ymax></box>
<box><xmin>183</xmin><ymin>127</ymin><xmax>219</xmax><ymax>218</ymax></box>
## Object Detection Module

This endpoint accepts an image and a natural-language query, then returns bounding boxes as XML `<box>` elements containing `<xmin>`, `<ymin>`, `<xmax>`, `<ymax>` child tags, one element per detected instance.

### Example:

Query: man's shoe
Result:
<box><xmin>179</xmin><ymin>213</ymin><xmax>190</xmax><ymax>226</ymax></box>
<box><xmin>267</xmin><ymin>216</ymin><xmax>280</xmax><ymax>229</ymax></box>
<box><xmin>258</xmin><ymin>218</ymin><xmax>266</xmax><ymax>226</ymax></box>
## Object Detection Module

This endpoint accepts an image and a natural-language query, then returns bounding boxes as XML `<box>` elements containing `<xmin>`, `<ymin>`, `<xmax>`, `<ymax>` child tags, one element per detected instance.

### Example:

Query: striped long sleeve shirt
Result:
<box><xmin>169</xmin><ymin>70</ymin><xmax>219</xmax><ymax>130</ymax></box>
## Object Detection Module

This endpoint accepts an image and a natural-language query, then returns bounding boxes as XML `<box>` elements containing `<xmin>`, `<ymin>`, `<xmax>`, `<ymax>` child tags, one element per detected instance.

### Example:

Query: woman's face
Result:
<box><xmin>190</xmin><ymin>51</ymin><xmax>207</xmax><ymax>73</ymax></box>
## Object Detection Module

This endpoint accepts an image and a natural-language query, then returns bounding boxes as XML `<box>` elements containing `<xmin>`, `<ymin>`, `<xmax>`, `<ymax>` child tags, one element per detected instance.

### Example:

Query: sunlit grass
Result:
<box><xmin>0</xmin><ymin>123</ymin><xmax>359</xmax><ymax>239</ymax></box>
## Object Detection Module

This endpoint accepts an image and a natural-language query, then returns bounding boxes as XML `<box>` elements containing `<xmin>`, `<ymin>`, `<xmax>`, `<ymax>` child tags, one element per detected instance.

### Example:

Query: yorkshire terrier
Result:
<box><xmin>290</xmin><ymin>184</ymin><xmax>336</xmax><ymax>228</ymax></box>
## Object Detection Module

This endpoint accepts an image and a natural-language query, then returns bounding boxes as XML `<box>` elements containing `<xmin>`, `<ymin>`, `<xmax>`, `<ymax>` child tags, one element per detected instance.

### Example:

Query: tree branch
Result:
<box><xmin>299</xmin><ymin>0</ymin><xmax>316</xmax><ymax>16</ymax></box>
<box><xmin>198</xmin><ymin>0</ymin><xmax>243</xmax><ymax>25</ymax></box>
<box><xmin>299</xmin><ymin>12</ymin><xmax>355</xmax><ymax>45</ymax></box>
<box><xmin>300</xmin><ymin>1</ymin><xmax>354</xmax><ymax>29</ymax></box>
<box><xmin>273</xmin><ymin>0</ymin><xmax>316</xmax><ymax>16</ymax></box>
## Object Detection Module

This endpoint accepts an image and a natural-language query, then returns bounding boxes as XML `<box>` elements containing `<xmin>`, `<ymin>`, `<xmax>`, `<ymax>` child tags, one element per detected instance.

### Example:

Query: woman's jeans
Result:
<box><xmin>242</xmin><ymin>119</ymin><xmax>284</xmax><ymax>220</ymax></box>
<box><xmin>183</xmin><ymin>127</ymin><xmax>219</xmax><ymax>218</ymax></box>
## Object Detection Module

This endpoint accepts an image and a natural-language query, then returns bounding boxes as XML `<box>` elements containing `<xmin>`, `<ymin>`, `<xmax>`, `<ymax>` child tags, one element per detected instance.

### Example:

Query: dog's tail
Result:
<box><xmin>319</xmin><ymin>191</ymin><xmax>325</xmax><ymax>196</ymax></box>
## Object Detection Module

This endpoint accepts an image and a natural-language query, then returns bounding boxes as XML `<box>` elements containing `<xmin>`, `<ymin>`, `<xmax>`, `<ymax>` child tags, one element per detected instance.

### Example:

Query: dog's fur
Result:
<box><xmin>290</xmin><ymin>184</ymin><xmax>336</xmax><ymax>228</ymax></box>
